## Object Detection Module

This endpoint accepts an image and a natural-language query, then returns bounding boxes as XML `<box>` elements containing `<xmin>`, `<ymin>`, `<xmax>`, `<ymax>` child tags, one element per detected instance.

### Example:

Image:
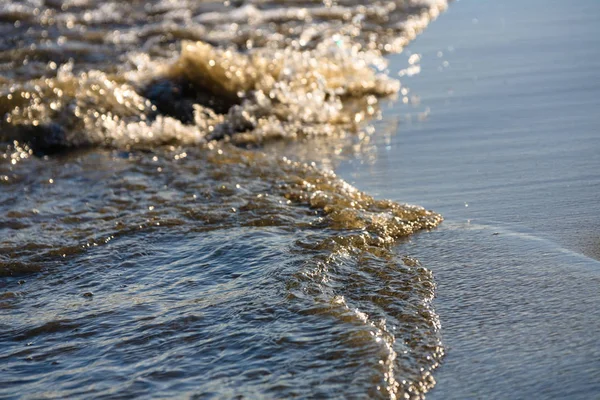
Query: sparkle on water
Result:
<box><xmin>1</xmin><ymin>0</ymin><xmax>448</xmax><ymax>398</ymax></box>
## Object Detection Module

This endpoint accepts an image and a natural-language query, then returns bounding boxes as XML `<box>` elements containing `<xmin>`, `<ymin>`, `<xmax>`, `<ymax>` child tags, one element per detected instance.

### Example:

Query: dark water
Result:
<box><xmin>1</xmin><ymin>1</ymin><xmax>449</xmax><ymax>399</ymax></box>
<box><xmin>338</xmin><ymin>0</ymin><xmax>600</xmax><ymax>398</ymax></box>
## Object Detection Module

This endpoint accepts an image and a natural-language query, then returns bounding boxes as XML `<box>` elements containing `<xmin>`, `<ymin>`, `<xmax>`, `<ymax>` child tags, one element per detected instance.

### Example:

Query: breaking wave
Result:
<box><xmin>0</xmin><ymin>0</ymin><xmax>447</xmax><ymax>398</ymax></box>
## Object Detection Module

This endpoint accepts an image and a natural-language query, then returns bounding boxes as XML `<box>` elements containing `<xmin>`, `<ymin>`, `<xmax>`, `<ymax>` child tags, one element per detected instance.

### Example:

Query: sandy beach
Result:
<box><xmin>339</xmin><ymin>0</ymin><xmax>600</xmax><ymax>397</ymax></box>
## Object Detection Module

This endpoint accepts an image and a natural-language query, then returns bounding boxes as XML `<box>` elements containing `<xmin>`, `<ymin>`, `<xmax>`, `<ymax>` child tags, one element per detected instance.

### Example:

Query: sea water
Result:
<box><xmin>1</xmin><ymin>1</ymin><xmax>447</xmax><ymax>399</ymax></box>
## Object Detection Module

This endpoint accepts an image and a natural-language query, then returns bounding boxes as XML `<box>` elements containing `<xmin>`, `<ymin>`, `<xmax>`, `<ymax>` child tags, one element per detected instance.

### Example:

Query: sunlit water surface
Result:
<box><xmin>1</xmin><ymin>0</ymin><xmax>449</xmax><ymax>399</ymax></box>
<box><xmin>2</xmin><ymin>0</ymin><xmax>599</xmax><ymax>398</ymax></box>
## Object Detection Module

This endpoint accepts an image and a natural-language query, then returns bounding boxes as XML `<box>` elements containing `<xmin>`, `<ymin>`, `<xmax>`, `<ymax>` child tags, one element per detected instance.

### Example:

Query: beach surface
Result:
<box><xmin>338</xmin><ymin>0</ymin><xmax>600</xmax><ymax>397</ymax></box>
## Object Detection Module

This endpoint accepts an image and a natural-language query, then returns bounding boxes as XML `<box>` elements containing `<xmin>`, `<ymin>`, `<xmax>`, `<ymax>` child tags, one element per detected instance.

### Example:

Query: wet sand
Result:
<box><xmin>339</xmin><ymin>0</ymin><xmax>600</xmax><ymax>398</ymax></box>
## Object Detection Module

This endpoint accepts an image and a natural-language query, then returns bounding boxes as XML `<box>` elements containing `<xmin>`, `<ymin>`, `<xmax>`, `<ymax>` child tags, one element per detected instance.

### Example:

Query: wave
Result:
<box><xmin>0</xmin><ymin>0</ymin><xmax>447</xmax><ymax>152</ymax></box>
<box><xmin>0</xmin><ymin>1</ymin><xmax>447</xmax><ymax>398</ymax></box>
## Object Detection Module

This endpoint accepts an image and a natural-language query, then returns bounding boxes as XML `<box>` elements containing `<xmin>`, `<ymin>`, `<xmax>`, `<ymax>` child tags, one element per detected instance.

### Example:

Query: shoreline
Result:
<box><xmin>338</xmin><ymin>0</ymin><xmax>600</xmax><ymax>397</ymax></box>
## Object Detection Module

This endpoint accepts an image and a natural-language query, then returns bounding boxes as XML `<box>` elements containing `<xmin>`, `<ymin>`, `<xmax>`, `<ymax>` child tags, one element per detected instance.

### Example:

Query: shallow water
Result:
<box><xmin>338</xmin><ymin>0</ymin><xmax>600</xmax><ymax>398</ymax></box>
<box><xmin>1</xmin><ymin>143</ymin><xmax>446</xmax><ymax>398</ymax></box>
<box><xmin>1</xmin><ymin>1</ymin><xmax>449</xmax><ymax>399</ymax></box>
